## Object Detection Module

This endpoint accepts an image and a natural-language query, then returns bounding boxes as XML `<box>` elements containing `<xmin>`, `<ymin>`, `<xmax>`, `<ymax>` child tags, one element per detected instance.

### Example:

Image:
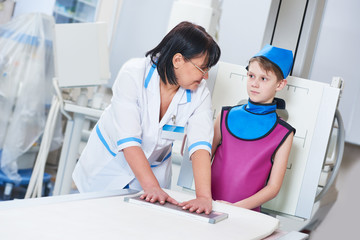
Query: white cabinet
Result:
<box><xmin>53</xmin><ymin>0</ymin><xmax>99</xmax><ymax>23</ymax></box>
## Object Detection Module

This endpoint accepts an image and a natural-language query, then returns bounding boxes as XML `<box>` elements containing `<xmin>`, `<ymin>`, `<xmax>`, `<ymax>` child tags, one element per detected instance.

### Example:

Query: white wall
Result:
<box><xmin>108</xmin><ymin>0</ymin><xmax>174</xmax><ymax>86</ymax></box>
<box><xmin>107</xmin><ymin>0</ymin><xmax>275</xmax><ymax>86</ymax></box>
<box><xmin>309</xmin><ymin>0</ymin><xmax>360</xmax><ymax>145</ymax></box>
<box><xmin>95</xmin><ymin>0</ymin><xmax>123</xmax><ymax>47</ymax></box>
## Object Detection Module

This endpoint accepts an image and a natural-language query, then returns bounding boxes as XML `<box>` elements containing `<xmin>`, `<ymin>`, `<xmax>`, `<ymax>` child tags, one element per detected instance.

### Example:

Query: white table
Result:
<box><xmin>0</xmin><ymin>189</ymin><xmax>281</xmax><ymax>240</ymax></box>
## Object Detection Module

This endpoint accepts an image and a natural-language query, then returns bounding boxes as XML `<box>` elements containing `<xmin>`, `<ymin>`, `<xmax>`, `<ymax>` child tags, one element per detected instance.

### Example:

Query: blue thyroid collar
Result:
<box><xmin>226</xmin><ymin>100</ymin><xmax>278</xmax><ymax>140</ymax></box>
<box><xmin>245</xmin><ymin>100</ymin><xmax>277</xmax><ymax>114</ymax></box>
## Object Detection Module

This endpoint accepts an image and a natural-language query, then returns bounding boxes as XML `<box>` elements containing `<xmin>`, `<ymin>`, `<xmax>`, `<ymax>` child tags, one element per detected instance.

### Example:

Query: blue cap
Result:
<box><xmin>253</xmin><ymin>44</ymin><xmax>293</xmax><ymax>78</ymax></box>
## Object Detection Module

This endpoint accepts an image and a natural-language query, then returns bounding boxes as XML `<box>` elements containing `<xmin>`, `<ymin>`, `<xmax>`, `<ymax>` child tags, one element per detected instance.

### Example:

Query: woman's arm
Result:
<box><xmin>178</xmin><ymin>86</ymin><xmax>214</xmax><ymax>214</ymax></box>
<box><xmin>179</xmin><ymin>149</ymin><xmax>212</xmax><ymax>214</ymax></box>
<box><xmin>231</xmin><ymin>132</ymin><xmax>294</xmax><ymax>210</ymax></box>
<box><xmin>123</xmin><ymin>146</ymin><xmax>178</xmax><ymax>205</ymax></box>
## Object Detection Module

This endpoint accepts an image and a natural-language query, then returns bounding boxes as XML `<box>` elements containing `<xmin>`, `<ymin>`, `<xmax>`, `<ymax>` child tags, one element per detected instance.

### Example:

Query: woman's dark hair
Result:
<box><xmin>146</xmin><ymin>21</ymin><xmax>221</xmax><ymax>85</ymax></box>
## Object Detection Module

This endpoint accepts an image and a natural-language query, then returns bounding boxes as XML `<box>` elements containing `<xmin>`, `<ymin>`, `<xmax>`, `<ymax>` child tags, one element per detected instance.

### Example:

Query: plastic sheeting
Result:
<box><xmin>0</xmin><ymin>13</ymin><xmax>57</xmax><ymax>183</ymax></box>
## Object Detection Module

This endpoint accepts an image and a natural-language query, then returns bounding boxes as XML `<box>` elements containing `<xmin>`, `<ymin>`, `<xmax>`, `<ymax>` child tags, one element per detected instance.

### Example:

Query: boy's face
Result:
<box><xmin>246</xmin><ymin>61</ymin><xmax>287</xmax><ymax>104</ymax></box>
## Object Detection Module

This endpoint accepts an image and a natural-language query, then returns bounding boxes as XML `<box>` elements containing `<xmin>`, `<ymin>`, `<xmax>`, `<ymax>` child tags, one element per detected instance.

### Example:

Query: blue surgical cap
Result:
<box><xmin>253</xmin><ymin>44</ymin><xmax>294</xmax><ymax>78</ymax></box>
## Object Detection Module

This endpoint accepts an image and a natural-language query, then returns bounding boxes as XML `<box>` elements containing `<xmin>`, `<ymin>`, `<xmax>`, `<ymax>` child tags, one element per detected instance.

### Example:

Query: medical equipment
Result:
<box><xmin>0</xmin><ymin>13</ymin><xmax>57</xmax><ymax>199</ymax></box>
<box><xmin>124</xmin><ymin>194</ymin><xmax>229</xmax><ymax>224</ymax></box>
<box><xmin>177</xmin><ymin>61</ymin><xmax>344</xmax><ymax>235</ymax></box>
<box><xmin>26</xmin><ymin>22</ymin><xmax>110</xmax><ymax>198</ymax></box>
<box><xmin>51</xmin><ymin>22</ymin><xmax>110</xmax><ymax>195</ymax></box>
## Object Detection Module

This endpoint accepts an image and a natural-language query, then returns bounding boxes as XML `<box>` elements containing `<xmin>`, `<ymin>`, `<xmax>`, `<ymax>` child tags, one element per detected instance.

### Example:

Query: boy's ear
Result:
<box><xmin>173</xmin><ymin>53</ymin><xmax>184</xmax><ymax>69</ymax></box>
<box><xmin>276</xmin><ymin>79</ymin><xmax>287</xmax><ymax>91</ymax></box>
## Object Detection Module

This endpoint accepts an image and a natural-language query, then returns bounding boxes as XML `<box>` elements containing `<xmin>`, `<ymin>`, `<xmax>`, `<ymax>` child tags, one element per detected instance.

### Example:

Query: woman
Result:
<box><xmin>72</xmin><ymin>21</ymin><xmax>221</xmax><ymax>214</ymax></box>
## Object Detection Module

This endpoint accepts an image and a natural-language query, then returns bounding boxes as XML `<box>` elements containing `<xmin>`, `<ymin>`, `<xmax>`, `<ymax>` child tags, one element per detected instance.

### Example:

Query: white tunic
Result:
<box><xmin>72</xmin><ymin>57</ymin><xmax>213</xmax><ymax>192</ymax></box>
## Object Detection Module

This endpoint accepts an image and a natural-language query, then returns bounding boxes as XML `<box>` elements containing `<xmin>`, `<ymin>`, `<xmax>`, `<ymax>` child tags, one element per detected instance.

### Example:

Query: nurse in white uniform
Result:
<box><xmin>72</xmin><ymin>21</ymin><xmax>221</xmax><ymax>214</ymax></box>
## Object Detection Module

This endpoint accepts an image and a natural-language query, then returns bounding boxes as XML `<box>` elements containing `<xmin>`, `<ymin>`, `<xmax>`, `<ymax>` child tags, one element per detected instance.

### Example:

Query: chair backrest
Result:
<box><xmin>177</xmin><ymin>61</ymin><xmax>342</xmax><ymax>219</ymax></box>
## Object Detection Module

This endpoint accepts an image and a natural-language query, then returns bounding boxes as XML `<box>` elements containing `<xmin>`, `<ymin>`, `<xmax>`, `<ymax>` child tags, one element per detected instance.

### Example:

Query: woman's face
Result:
<box><xmin>174</xmin><ymin>54</ymin><xmax>209</xmax><ymax>91</ymax></box>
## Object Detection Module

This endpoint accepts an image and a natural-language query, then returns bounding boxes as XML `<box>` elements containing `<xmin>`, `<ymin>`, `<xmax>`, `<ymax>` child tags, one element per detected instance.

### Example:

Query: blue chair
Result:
<box><xmin>0</xmin><ymin>169</ymin><xmax>52</xmax><ymax>200</ymax></box>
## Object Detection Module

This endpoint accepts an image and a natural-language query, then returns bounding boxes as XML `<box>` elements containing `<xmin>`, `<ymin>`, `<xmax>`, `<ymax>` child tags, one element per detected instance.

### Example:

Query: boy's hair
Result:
<box><xmin>248</xmin><ymin>56</ymin><xmax>284</xmax><ymax>81</ymax></box>
<box><xmin>146</xmin><ymin>21</ymin><xmax>221</xmax><ymax>85</ymax></box>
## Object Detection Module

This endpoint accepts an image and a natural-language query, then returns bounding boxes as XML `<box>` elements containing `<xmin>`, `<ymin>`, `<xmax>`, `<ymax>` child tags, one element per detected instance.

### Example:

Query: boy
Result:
<box><xmin>211</xmin><ymin>45</ymin><xmax>295</xmax><ymax>211</ymax></box>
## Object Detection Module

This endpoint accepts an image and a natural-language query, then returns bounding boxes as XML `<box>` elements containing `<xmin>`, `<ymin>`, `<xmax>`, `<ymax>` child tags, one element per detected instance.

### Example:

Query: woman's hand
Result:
<box><xmin>179</xmin><ymin>196</ymin><xmax>212</xmax><ymax>214</ymax></box>
<box><xmin>140</xmin><ymin>186</ymin><xmax>178</xmax><ymax>205</ymax></box>
<box><xmin>123</xmin><ymin>146</ymin><xmax>178</xmax><ymax>205</ymax></box>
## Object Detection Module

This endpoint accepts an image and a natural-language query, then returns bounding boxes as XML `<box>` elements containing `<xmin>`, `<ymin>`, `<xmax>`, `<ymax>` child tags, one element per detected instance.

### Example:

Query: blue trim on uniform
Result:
<box><xmin>96</xmin><ymin>125</ymin><xmax>116</xmax><ymax>157</ymax></box>
<box><xmin>117</xmin><ymin>137</ymin><xmax>142</xmax><ymax>146</ymax></box>
<box><xmin>186</xmin><ymin>90</ymin><xmax>191</xmax><ymax>102</ymax></box>
<box><xmin>150</xmin><ymin>151</ymin><xmax>172</xmax><ymax>168</ymax></box>
<box><xmin>144</xmin><ymin>64</ymin><xmax>156</xmax><ymax>88</ymax></box>
<box><xmin>188</xmin><ymin>141</ymin><xmax>212</xmax><ymax>152</ymax></box>
<box><xmin>162</xmin><ymin>125</ymin><xmax>185</xmax><ymax>133</ymax></box>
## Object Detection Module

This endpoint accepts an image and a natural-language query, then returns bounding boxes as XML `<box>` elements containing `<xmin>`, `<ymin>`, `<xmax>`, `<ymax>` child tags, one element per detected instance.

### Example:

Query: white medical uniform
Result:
<box><xmin>72</xmin><ymin>57</ymin><xmax>214</xmax><ymax>192</ymax></box>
